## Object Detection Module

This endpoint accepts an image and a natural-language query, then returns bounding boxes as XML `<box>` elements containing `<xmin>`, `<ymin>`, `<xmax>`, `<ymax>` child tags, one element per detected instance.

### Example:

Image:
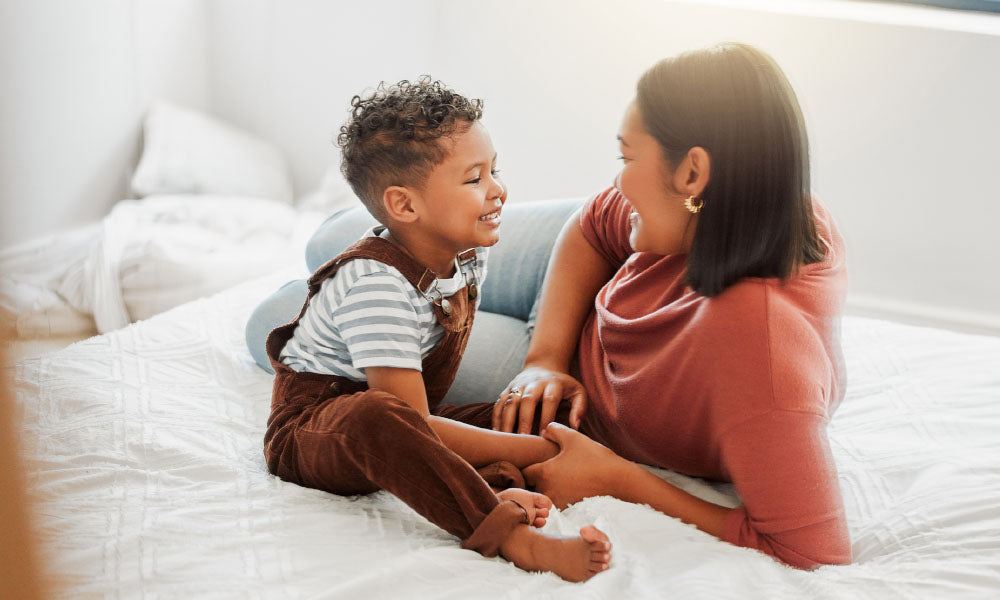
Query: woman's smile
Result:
<box><xmin>628</xmin><ymin>211</ymin><xmax>642</xmax><ymax>250</ymax></box>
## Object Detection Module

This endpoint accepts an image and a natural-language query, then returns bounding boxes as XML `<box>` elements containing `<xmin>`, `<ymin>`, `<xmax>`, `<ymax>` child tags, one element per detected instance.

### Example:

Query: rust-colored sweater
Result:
<box><xmin>576</xmin><ymin>186</ymin><xmax>851</xmax><ymax>569</ymax></box>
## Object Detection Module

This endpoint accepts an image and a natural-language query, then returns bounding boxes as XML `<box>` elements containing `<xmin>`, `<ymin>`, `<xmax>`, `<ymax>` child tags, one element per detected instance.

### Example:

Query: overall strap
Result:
<box><xmin>267</xmin><ymin>230</ymin><xmax>476</xmax><ymax>372</ymax></box>
<box><xmin>309</xmin><ymin>232</ymin><xmax>476</xmax><ymax>299</ymax></box>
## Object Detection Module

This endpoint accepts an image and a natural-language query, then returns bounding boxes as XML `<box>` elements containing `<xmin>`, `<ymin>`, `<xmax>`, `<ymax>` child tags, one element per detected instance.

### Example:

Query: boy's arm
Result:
<box><xmin>365</xmin><ymin>367</ymin><xmax>558</xmax><ymax>469</ymax></box>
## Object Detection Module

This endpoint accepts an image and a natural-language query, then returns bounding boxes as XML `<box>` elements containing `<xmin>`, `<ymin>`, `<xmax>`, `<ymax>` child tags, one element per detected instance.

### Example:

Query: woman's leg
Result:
<box><xmin>245</xmin><ymin>279</ymin><xmax>308</xmax><ymax>374</ymax></box>
<box><xmin>304</xmin><ymin>206</ymin><xmax>379</xmax><ymax>272</ymax></box>
<box><xmin>477</xmin><ymin>198</ymin><xmax>584</xmax><ymax>325</ymax></box>
<box><xmin>443</xmin><ymin>198</ymin><xmax>583</xmax><ymax>404</ymax></box>
<box><xmin>443</xmin><ymin>311</ymin><xmax>528</xmax><ymax>405</ymax></box>
<box><xmin>244</xmin><ymin>207</ymin><xmax>377</xmax><ymax>373</ymax></box>
<box><xmin>245</xmin><ymin>199</ymin><xmax>583</xmax><ymax>387</ymax></box>
<box><xmin>303</xmin><ymin>199</ymin><xmax>583</xmax><ymax>323</ymax></box>
<box><xmin>245</xmin><ymin>279</ymin><xmax>529</xmax><ymax>390</ymax></box>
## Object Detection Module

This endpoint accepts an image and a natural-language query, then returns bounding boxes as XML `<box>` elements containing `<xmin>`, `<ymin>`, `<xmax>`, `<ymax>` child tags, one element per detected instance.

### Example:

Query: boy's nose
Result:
<box><xmin>490</xmin><ymin>180</ymin><xmax>506</xmax><ymax>202</ymax></box>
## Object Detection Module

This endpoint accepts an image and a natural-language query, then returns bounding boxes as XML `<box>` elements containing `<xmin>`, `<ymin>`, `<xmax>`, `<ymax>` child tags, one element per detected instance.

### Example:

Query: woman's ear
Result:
<box><xmin>675</xmin><ymin>146</ymin><xmax>711</xmax><ymax>198</ymax></box>
<box><xmin>383</xmin><ymin>186</ymin><xmax>419</xmax><ymax>224</ymax></box>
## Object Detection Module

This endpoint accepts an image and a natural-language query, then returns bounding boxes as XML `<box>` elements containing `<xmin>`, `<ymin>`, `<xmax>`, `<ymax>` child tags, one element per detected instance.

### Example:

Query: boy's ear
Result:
<box><xmin>382</xmin><ymin>186</ymin><xmax>419</xmax><ymax>223</ymax></box>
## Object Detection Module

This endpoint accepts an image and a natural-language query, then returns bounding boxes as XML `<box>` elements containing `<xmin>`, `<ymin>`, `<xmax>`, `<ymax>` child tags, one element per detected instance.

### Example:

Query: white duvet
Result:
<box><xmin>1</xmin><ymin>195</ymin><xmax>327</xmax><ymax>337</ymax></box>
<box><xmin>11</xmin><ymin>271</ymin><xmax>1000</xmax><ymax>599</ymax></box>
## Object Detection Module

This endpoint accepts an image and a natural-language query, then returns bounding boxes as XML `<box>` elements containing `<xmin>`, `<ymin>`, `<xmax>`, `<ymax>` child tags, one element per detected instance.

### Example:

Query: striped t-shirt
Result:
<box><xmin>279</xmin><ymin>228</ymin><xmax>487</xmax><ymax>380</ymax></box>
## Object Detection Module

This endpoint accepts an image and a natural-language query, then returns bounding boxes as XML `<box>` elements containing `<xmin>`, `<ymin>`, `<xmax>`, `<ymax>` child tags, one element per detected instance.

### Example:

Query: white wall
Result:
<box><xmin>208</xmin><ymin>0</ymin><xmax>436</xmax><ymax>197</ymax></box>
<box><xmin>0</xmin><ymin>0</ymin><xmax>211</xmax><ymax>248</ymax></box>
<box><xmin>2</xmin><ymin>0</ymin><xmax>999</xmax><ymax>334</ymax></box>
<box><xmin>428</xmin><ymin>0</ymin><xmax>1000</xmax><ymax>334</ymax></box>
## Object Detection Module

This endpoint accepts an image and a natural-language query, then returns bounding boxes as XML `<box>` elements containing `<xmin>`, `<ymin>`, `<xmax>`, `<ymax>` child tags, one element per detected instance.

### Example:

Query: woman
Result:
<box><xmin>492</xmin><ymin>42</ymin><xmax>849</xmax><ymax>569</ymax></box>
<box><xmin>246</xmin><ymin>43</ymin><xmax>850</xmax><ymax>569</ymax></box>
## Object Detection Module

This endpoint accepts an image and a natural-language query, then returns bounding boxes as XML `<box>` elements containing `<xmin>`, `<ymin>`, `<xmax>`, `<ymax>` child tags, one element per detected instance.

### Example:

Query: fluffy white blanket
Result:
<box><xmin>11</xmin><ymin>271</ymin><xmax>1000</xmax><ymax>599</ymax></box>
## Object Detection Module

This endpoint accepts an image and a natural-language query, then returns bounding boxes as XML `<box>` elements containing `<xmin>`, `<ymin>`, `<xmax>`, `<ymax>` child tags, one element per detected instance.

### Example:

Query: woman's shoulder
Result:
<box><xmin>585</xmin><ymin>185</ymin><xmax>636</xmax><ymax>230</ymax></box>
<box><xmin>579</xmin><ymin>185</ymin><xmax>635</xmax><ymax>267</ymax></box>
<box><xmin>705</xmin><ymin>196</ymin><xmax>846</xmax><ymax>316</ymax></box>
<box><xmin>804</xmin><ymin>196</ymin><xmax>847</xmax><ymax>280</ymax></box>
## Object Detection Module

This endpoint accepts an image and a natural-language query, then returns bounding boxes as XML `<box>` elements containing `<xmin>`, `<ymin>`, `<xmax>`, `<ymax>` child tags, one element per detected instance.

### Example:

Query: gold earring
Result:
<box><xmin>684</xmin><ymin>195</ymin><xmax>704</xmax><ymax>214</ymax></box>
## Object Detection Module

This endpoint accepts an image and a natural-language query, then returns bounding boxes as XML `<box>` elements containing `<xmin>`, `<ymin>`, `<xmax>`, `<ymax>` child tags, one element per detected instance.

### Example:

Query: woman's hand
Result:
<box><xmin>492</xmin><ymin>367</ymin><xmax>588</xmax><ymax>434</ymax></box>
<box><xmin>521</xmin><ymin>423</ymin><xmax>630</xmax><ymax>510</ymax></box>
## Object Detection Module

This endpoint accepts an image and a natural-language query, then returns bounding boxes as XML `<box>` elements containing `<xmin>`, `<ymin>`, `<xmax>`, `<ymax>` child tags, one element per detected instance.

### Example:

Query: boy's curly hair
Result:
<box><xmin>336</xmin><ymin>77</ymin><xmax>484</xmax><ymax>223</ymax></box>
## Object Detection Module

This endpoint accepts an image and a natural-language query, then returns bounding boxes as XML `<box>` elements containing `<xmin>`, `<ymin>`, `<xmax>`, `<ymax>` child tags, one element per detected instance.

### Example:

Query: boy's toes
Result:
<box><xmin>580</xmin><ymin>525</ymin><xmax>610</xmax><ymax>545</ymax></box>
<box><xmin>533</xmin><ymin>493</ymin><xmax>554</xmax><ymax>509</ymax></box>
<box><xmin>582</xmin><ymin>525</ymin><xmax>612</xmax><ymax>572</ymax></box>
<box><xmin>589</xmin><ymin>559</ymin><xmax>610</xmax><ymax>573</ymax></box>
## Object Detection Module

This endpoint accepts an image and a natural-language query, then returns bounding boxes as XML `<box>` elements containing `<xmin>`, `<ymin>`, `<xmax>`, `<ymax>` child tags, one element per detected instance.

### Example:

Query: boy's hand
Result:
<box><xmin>492</xmin><ymin>367</ymin><xmax>588</xmax><ymax>434</ymax></box>
<box><xmin>496</xmin><ymin>488</ymin><xmax>553</xmax><ymax>528</ymax></box>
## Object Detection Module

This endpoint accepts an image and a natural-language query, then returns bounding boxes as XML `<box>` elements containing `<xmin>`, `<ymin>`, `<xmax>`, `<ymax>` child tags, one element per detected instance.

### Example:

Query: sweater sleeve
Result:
<box><xmin>719</xmin><ymin>410</ymin><xmax>852</xmax><ymax>569</ymax></box>
<box><xmin>578</xmin><ymin>186</ymin><xmax>634</xmax><ymax>268</ymax></box>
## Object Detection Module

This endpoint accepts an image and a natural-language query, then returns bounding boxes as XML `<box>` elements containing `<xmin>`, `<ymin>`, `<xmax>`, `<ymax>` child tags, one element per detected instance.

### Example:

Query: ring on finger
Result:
<box><xmin>509</xmin><ymin>386</ymin><xmax>522</xmax><ymax>396</ymax></box>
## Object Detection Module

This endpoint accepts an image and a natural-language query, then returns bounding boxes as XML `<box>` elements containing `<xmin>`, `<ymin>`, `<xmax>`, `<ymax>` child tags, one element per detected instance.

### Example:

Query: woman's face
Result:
<box><xmin>616</xmin><ymin>101</ymin><xmax>698</xmax><ymax>255</ymax></box>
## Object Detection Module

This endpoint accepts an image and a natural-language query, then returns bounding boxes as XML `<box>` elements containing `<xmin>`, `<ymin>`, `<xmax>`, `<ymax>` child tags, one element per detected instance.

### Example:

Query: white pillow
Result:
<box><xmin>131</xmin><ymin>102</ymin><xmax>294</xmax><ymax>203</ymax></box>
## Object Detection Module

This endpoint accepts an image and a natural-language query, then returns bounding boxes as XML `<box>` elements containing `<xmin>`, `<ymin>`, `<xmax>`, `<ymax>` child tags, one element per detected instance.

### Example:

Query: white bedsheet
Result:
<box><xmin>11</xmin><ymin>272</ymin><xmax>1000</xmax><ymax>599</ymax></box>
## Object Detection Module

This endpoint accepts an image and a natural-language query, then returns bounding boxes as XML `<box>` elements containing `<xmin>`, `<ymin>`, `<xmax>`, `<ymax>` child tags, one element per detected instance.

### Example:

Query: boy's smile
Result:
<box><xmin>478</xmin><ymin>207</ymin><xmax>502</xmax><ymax>226</ymax></box>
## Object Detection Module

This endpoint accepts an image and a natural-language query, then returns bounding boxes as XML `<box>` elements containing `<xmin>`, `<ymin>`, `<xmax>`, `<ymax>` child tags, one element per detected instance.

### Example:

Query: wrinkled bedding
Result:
<box><xmin>11</xmin><ymin>271</ymin><xmax>1000</xmax><ymax>599</ymax></box>
<box><xmin>1</xmin><ymin>195</ymin><xmax>327</xmax><ymax>337</ymax></box>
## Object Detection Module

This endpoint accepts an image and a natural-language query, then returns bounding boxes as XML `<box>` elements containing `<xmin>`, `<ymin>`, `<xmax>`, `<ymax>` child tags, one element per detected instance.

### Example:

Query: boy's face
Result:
<box><xmin>412</xmin><ymin>121</ymin><xmax>506</xmax><ymax>253</ymax></box>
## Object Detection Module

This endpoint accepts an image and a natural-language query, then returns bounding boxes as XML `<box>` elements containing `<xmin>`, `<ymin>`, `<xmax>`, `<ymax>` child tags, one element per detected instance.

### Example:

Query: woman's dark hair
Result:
<box><xmin>636</xmin><ymin>43</ymin><xmax>825</xmax><ymax>297</ymax></box>
<box><xmin>336</xmin><ymin>76</ymin><xmax>483</xmax><ymax>223</ymax></box>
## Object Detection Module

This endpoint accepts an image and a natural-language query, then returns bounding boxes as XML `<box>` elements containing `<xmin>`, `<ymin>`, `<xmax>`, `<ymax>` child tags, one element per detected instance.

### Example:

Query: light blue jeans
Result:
<box><xmin>244</xmin><ymin>198</ymin><xmax>583</xmax><ymax>405</ymax></box>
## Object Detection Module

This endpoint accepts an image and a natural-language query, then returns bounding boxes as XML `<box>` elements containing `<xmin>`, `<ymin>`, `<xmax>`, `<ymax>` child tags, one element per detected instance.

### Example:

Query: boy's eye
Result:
<box><xmin>466</xmin><ymin>169</ymin><xmax>501</xmax><ymax>185</ymax></box>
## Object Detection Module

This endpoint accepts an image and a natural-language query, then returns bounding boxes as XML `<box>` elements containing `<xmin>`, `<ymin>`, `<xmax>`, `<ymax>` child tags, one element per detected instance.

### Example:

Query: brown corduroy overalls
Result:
<box><xmin>263</xmin><ymin>235</ymin><xmax>528</xmax><ymax>557</ymax></box>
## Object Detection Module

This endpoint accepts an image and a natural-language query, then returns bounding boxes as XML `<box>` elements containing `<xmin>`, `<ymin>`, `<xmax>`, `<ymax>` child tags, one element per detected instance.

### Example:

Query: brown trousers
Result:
<box><xmin>263</xmin><ymin>236</ymin><xmax>527</xmax><ymax>557</ymax></box>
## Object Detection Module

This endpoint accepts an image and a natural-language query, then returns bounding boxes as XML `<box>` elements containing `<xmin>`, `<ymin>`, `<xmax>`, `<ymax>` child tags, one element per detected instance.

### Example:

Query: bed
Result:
<box><xmin>0</xmin><ymin>100</ymin><xmax>350</xmax><ymax>343</ymax></box>
<box><xmin>10</xmin><ymin>264</ymin><xmax>1000</xmax><ymax>599</ymax></box>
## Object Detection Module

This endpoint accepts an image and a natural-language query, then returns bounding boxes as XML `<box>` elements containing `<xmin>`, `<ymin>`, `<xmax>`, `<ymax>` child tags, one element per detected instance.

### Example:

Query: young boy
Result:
<box><xmin>263</xmin><ymin>78</ymin><xmax>611</xmax><ymax>582</ymax></box>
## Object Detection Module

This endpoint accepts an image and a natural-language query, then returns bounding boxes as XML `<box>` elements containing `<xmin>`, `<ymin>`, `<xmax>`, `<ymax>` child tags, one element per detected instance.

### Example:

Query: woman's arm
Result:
<box><xmin>493</xmin><ymin>211</ymin><xmax>616</xmax><ymax>433</ymax></box>
<box><xmin>523</xmin><ymin>424</ymin><xmax>730</xmax><ymax>537</ymax></box>
<box><xmin>612</xmin><ymin>461</ymin><xmax>730</xmax><ymax>538</ymax></box>
<box><xmin>524</xmin><ymin>209</ymin><xmax>615</xmax><ymax>373</ymax></box>
<box><xmin>526</xmin><ymin>419</ymin><xmax>851</xmax><ymax>570</ymax></box>
<box><xmin>718</xmin><ymin>411</ymin><xmax>852</xmax><ymax>568</ymax></box>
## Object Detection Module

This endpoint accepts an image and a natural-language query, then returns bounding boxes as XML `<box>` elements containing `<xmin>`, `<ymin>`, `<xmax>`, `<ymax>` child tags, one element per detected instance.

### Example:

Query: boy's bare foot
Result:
<box><xmin>499</xmin><ymin>524</ymin><xmax>612</xmax><ymax>582</ymax></box>
<box><xmin>496</xmin><ymin>488</ymin><xmax>552</xmax><ymax>527</ymax></box>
